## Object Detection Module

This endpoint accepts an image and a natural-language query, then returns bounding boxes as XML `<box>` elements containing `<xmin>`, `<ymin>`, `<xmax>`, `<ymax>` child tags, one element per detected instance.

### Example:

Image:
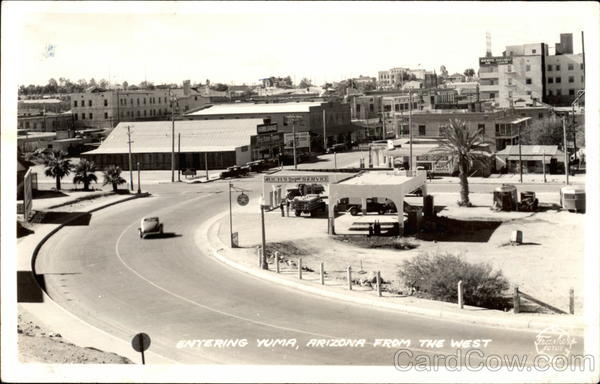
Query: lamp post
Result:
<box><xmin>170</xmin><ymin>89</ymin><xmax>176</xmax><ymax>183</ymax></box>
<box><xmin>228</xmin><ymin>182</ymin><xmax>234</xmax><ymax>247</ymax></box>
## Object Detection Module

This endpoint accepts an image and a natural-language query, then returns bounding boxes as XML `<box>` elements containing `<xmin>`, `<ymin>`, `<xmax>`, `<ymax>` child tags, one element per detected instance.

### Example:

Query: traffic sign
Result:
<box><xmin>237</xmin><ymin>193</ymin><xmax>249</xmax><ymax>206</ymax></box>
<box><xmin>131</xmin><ymin>332</ymin><xmax>151</xmax><ymax>364</ymax></box>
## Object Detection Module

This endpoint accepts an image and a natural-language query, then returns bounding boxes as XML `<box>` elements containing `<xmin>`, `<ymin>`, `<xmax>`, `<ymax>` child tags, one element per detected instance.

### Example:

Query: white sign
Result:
<box><xmin>284</xmin><ymin>132</ymin><xmax>310</xmax><ymax>149</ymax></box>
<box><xmin>264</xmin><ymin>175</ymin><xmax>329</xmax><ymax>184</ymax></box>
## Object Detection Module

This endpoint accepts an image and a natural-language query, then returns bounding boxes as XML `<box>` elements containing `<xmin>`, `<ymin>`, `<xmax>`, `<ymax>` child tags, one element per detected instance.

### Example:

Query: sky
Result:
<box><xmin>6</xmin><ymin>1</ymin><xmax>596</xmax><ymax>87</ymax></box>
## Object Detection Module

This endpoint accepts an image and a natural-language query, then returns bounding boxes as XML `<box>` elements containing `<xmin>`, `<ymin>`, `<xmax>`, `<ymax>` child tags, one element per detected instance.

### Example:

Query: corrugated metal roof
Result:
<box><xmin>83</xmin><ymin>119</ymin><xmax>262</xmax><ymax>155</ymax></box>
<box><xmin>496</xmin><ymin>145</ymin><xmax>562</xmax><ymax>156</ymax></box>
<box><xmin>185</xmin><ymin>102</ymin><xmax>323</xmax><ymax>116</ymax></box>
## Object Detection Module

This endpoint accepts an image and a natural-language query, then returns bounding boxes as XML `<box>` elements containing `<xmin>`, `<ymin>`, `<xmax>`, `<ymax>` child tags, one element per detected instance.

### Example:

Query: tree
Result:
<box><xmin>73</xmin><ymin>159</ymin><xmax>98</xmax><ymax>191</ymax></box>
<box><xmin>464</xmin><ymin>68</ymin><xmax>475</xmax><ymax>78</ymax></box>
<box><xmin>210</xmin><ymin>83</ymin><xmax>229</xmax><ymax>91</ymax></box>
<box><xmin>43</xmin><ymin>150</ymin><xmax>73</xmax><ymax>191</ymax></box>
<box><xmin>521</xmin><ymin>117</ymin><xmax>564</xmax><ymax>145</ymax></box>
<box><xmin>98</xmin><ymin>78</ymin><xmax>110</xmax><ymax>89</ymax></box>
<box><xmin>429</xmin><ymin>119</ymin><xmax>492</xmax><ymax>206</ymax></box>
<box><xmin>102</xmin><ymin>165</ymin><xmax>126</xmax><ymax>192</ymax></box>
<box><xmin>298</xmin><ymin>78</ymin><xmax>312</xmax><ymax>89</ymax></box>
<box><xmin>122</xmin><ymin>81</ymin><xmax>129</xmax><ymax>89</ymax></box>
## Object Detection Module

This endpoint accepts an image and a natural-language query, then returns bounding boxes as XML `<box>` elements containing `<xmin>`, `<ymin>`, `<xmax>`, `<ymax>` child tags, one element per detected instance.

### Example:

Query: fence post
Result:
<box><xmin>376</xmin><ymin>271</ymin><xmax>382</xmax><ymax>297</ymax></box>
<box><xmin>320</xmin><ymin>262</ymin><xmax>325</xmax><ymax>285</ymax></box>
<box><xmin>275</xmin><ymin>251</ymin><xmax>280</xmax><ymax>274</ymax></box>
<box><xmin>569</xmin><ymin>288</ymin><xmax>574</xmax><ymax>314</ymax></box>
<box><xmin>298</xmin><ymin>258</ymin><xmax>302</xmax><ymax>280</ymax></box>
<box><xmin>458</xmin><ymin>280</ymin><xmax>464</xmax><ymax>309</ymax></box>
<box><xmin>347</xmin><ymin>265</ymin><xmax>352</xmax><ymax>290</ymax></box>
<box><xmin>513</xmin><ymin>286</ymin><xmax>520</xmax><ymax>314</ymax></box>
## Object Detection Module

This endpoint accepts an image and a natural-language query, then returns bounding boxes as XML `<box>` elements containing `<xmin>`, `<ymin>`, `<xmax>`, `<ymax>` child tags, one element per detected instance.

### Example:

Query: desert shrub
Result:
<box><xmin>398</xmin><ymin>252</ymin><xmax>510</xmax><ymax>310</ymax></box>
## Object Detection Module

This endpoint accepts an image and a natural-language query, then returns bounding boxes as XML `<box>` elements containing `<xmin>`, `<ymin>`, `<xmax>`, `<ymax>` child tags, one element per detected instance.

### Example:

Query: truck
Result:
<box><xmin>291</xmin><ymin>194</ymin><xmax>326</xmax><ymax>217</ymax></box>
<box><xmin>336</xmin><ymin>197</ymin><xmax>395</xmax><ymax>216</ymax></box>
<box><xmin>286</xmin><ymin>183</ymin><xmax>325</xmax><ymax>200</ymax></box>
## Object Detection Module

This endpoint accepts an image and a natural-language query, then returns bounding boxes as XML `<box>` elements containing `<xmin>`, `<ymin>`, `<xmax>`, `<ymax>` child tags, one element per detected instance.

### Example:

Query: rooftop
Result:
<box><xmin>340</xmin><ymin>171</ymin><xmax>417</xmax><ymax>185</ymax></box>
<box><xmin>496</xmin><ymin>145</ymin><xmax>564</xmax><ymax>156</ymax></box>
<box><xmin>19</xmin><ymin>98</ymin><xmax>64</xmax><ymax>104</ymax></box>
<box><xmin>83</xmin><ymin>119</ymin><xmax>263</xmax><ymax>155</ymax></box>
<box><xmin>186</xmin><ymin>102</ymin><xmax>323</xmax><ymax>116</ymax></box>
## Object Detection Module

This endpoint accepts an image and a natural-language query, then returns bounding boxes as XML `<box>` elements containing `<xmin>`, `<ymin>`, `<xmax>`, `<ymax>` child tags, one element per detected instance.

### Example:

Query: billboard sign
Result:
<box><xmin>264</xmin><ymin>175</ymin><xmax>330</xmax><ymax>184</ymax></box>
<box><xmin>479</xmin><ymin>56</ymin><xmax>513</xmax><ymax>65</ymax></box>
<box><xmin>284</xmin><ymin>132</ymin><xmax>310</xmax><ymax>149</ymax></box>
<box><xmin>257</xmin><ymin>123</ymin><xmax>278</xmax><ymax>134</ymax></box>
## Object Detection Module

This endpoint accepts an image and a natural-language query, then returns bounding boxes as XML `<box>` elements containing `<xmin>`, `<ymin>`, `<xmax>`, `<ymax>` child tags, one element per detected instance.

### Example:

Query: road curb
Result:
<box><xmin>43</xmin><ymin>191</ymin><xmax>117</xmax><ymax>210</ymax></box>
<box><xmin>23</xmin><ymin>192</ymin><xmax>176</xmax><ymax>364</ymax></box>
<box><xmin>202</xmin><ymin>212</ymin><xmax>584</xmax><ymax>334</ymax></box>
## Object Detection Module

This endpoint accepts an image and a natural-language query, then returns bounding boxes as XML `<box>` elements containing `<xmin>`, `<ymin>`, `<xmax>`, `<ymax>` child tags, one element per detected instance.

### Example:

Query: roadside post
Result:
<box><xmin>275</xmin><ymin>252</ymin><xmax>280</xmax><ymax>273</ymax></box>
<box><xmin>334</xmin><ymin>152</ymin><xmax>337</xmax><ymax>169</ymax></box>
<box><xmin>569</xmin><ymin>288</ymin><xmax>575</xmax><ymax>314</ymax></box>
<box><xmin>513</xmin><ymin>287</ymin><xmax>520</xmax><ymax>314</ymax></box>
<box><xmin>260</xmin><ymin>200</ymin><xmax>268</xmax><ymax>270</ymax></box>
<box><xmin>376</xmin><ymin>271</ymin><xmax>382</xmax><ymax>297</ymax></box>
<box><xmin>131</xmin><ymin>332</ymin><xmax>151</xmax><ymax>365</ymax></box>
<box><xmin>298</xmin><ymin>258</ymin><xmax>303</xmax><ymax>280</ymax></box>
<box><xmin>347</xmin><ymin>266</ymin><xmax>352</xmax><ymax>290</ymax></box>
<box><xmin>257</xmin><ymin>246</ymin><xmax>261</xmax><ymax>268</ymax></box>
<box><xmin>458</xmin><ymin>280</ymin><xmax>464</xmax><ymax>309</ymax></box>
<box><xmin>136</xmin><ymin>161</ymin><xmax>141</xmax><ymax>194</ymax></box>
<box><xmin>320</xmin><ymin>262</ymin><xmax>325</xmax><ymax>285</ymax></box>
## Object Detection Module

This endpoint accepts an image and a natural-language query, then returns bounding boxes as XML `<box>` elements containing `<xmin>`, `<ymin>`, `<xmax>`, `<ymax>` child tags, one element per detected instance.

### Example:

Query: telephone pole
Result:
<box><xmin>177</xmin><ymin>133</ymin><xmax>181</xmax><ymax>182</ymax></box>
<box><xmin>127</xmin><ymin>125</ymin><xmax>134</xmax><ymax>191</ymax></box>
<box><xmin>170</xmin><ymin>89</ymin><xmax>175</xmax><ymax>183</ymax></box>
<box><xmin>563</xmin><ymin>116</ymin><xmax>569</xmax><ymax>185</ymax></box>
<box><xmin>408</xmin><ymin>89</ymin><xmax>413</xmax><ymax>171</ymax></box>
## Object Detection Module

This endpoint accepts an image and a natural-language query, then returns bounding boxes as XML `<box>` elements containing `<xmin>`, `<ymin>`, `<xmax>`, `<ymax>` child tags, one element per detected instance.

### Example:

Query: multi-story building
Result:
<box><xmin>377</xmin><ymin>67</ymin><xmax>409</xmax><ymax>89</ymax></box>
<box><xmin>478</xmin><ymin>33</ymin><xmax>584</xmax><ymax>107</ymax></box>
<box><xmin>18</xmin><ymin>98</ymin><xmax>71</xmax><ymax>116</ymax></box>
<box><xmin>69</xmin><ymin>80</ymin><xmax>211</xmax><ymax>130</ymax></box>
<box><xmin>18</xmin><ymin>111</ymin><xmax>74</xmax><ymax>133</ymax></box>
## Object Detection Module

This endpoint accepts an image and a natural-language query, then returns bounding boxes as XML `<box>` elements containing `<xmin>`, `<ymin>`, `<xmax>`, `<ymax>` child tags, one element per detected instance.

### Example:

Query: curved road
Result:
<box><xmin>34</xmin><ymin>178</ymin><xmax>581</xmax><ymax>365</ymax></box>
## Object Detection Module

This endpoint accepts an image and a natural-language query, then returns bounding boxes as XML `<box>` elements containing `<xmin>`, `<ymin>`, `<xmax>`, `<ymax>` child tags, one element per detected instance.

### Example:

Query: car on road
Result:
<box><xmin>325</xmin><ymin>143</ymin><xmax>347</xmax><ymax>154</ymax></box>
<box><xmin>139</xmin><ymin>217</ymin><xmax>163</xmax><ymax>238</ymax></box>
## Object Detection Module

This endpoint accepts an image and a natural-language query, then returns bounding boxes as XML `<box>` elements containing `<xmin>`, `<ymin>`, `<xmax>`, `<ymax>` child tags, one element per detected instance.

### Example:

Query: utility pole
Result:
<box><xmin>177</xmin><ymin>133</ymin><xmax>181</xmax><ymax>182</ymax></box>
<box><xmin>563</xmin><ymin>116</ymin><xmax>569</xmax><ymax>185</ymax></box>
<box><xmin>127</xmin><ymin>125</ymin><xmax>134</xmax><ymax>191</ymax></box>
<box><xmin>170</xmin><ymin>89</ymin><xmax>175</xmax><ymax>183</ymax></box>
<box><xmin>322</xmin><ymin>109</ymin><xmax>327</xmax><ymax>151</ymax></box>
<box><xmin>292</xmin><ymin>119</ymin><xmax>297</xmax><ymax>170</ymax></box>
<box><xmin>205</xmin><ymin>152</ymin><xmax>209</xmax><ymax>180</ymax></box>
<box><xmin>228</xmin><ymin>183</ymin><xmax>234</xmax><ymax>247</ymax></box>
<box><xmin>518</xmin><ymin>123</ymin><xmax>523</xmax><ymax>183</ymax></box>
<box><xmin>260</xmin><ymin>202</ymin><xmax>267</xmax><ymax>270</ymax></box>
<box><xmin>542</xmin><ymin>151</ymin><xmax>546</xmax><ymax>183</ymax></box>
<box><xmin>137</xmin><ymin>161</ymin><xmax>141</xmax><ymax>194</ymax></box>
<box><xmin>408</xmin><ymin>89</ymin><xmax>413</xmax><ymax>171</ymax></box>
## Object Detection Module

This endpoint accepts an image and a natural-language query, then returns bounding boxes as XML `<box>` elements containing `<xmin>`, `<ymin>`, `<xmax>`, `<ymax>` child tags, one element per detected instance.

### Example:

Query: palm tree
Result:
<box><xmin>73</xmin><ymin>159</ymin><xmax>98</xmax><ymax>191</ymax></box>
<box><xmin>102</xmin><ymin>165</ymin><xmax>126</xmax><ymax>192</ymax></box>
<box><xmin>430</xmin><ymin>119</ymin><xmax>492</xmax><ymax>206</ymax></box>
<box><xmin>43</xmin><ymin>150</ymin><xmax>73</xmax><ymax>191</ymax></box>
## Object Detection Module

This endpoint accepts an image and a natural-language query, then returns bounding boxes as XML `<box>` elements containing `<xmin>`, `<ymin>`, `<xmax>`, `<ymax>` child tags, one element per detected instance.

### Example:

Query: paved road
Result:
<box><xmin>33</xmin><ymin>177</ymin><xmax>582</xmax><ymax>365</ymax></box>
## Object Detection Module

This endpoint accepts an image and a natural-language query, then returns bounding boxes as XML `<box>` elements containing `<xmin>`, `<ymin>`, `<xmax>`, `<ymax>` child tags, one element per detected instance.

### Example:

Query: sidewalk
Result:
<box><xmin>16</xmin><ymin>192</ymin><xmax>174</xmax><ymax>364</ymax></box>
<box><xmin>430</xmin><ymin>173</ymin><xmax>586</xmax><ymax>185</ymax></box>
<box><xmin>199</xmin><ymin>200</ymin><xmax>585</xmax><ymax>334</ymax></box>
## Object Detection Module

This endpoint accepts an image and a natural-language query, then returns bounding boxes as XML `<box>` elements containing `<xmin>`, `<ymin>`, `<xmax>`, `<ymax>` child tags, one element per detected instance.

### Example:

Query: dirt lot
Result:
<box><xmin>219</xmin><ymin>192</ymin><xmax>584</xmax><ymax>313</ymax></box>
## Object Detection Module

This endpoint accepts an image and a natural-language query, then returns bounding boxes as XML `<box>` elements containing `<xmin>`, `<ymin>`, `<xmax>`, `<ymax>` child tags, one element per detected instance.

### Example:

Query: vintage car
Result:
<box><xmin>138</xmin><ymin>217</ymin><xmax>163</xmax><ymax>238</ymax></box>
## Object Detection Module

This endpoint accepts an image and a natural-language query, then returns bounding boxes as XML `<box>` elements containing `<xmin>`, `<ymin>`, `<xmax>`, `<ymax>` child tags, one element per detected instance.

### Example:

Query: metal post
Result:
<box><xmin>518</xmin><ymin>123</ymin><xmax>523</xmax><ymax>183</ymax></box>
<box><xmin>376</xmin><ymin>271</ymin><xmax>382</xmax><ymax>297</ymax></box>
<box><xmin>408</xmin><ymin>89</ymin><xmax>413</xmax><ymax>171</ymax></box>
<box><xmin>205</xmin><ymin>152</ymin><xmax>209</xmax><ymax>180</ymax></box>
<box><xmin>458</xmin><ymin>280</ymin><xmax>464</xmax><ymax>309</ymax></box>
<box><xmin>228</xmin><ymin>183</ymin><xmax>234</xmax><ymax>248</ymax></box>
<box><xmin>347</xmin><ymin>265</ymin><xmax>352</xmax><ymax>290</ymax></box>
<box><xmin>542</xmin><ymin>151</ymin><xmax>546</xmax><ymax>183</ymax></box>
<box><xmin>513</xmin><ymin>287</ymin><xmax>520</xmax><ymax>314</ymax></box>
<box><xmin>320</xmin><ymin>262</ymin><xmax>325</xmax><ymax>285</ymax></box>
<box><xmin>298</xmin><ymin>258</ymin><xmax>302</xmax><ymax>280</ymax></box>
<box><xmin>171</xmin><ymin>91</ymin><xmax>175</xmax><ymax>183</ymax></box>
<box><xmin>275</xmin><ymin>251</ymin><xmax>280</xmax><ymax>273</ymax></box>
<box><xmin>569</xmin><ymin>288</ymin><xmax>574</xmax><ymax>314</ymax></box>
<box><xmin>334</xmin><ymin>152</ymin><xmax>337</xmax><ymax>169</ymax></box>
<box><xmin>260</xmin><ymin>204</ymin><xmax>267</xmax><ymax>270</ymax></box>
<box><xmin>257</xmin><ymin>246</ymin><xmax>261</xmax><ymax>268</ymax></box>
<box><xmin>127</xmin><ymin>126</ymin><xmax>134</xmax><ymax>191</ymax></box>
<box><xmin>562</xmin><ymin>116</ymin><xmax>569</xmax><ymax>185</ymax></box>
<box><xmin>137</xmin><ymin>161</ymin><xmax>141</xmax><ymax>194</ymax></box>
<box><xmin>177</xmin><ymin>133</ymin><xmax>181</xmax><ymax>182</ymax></box>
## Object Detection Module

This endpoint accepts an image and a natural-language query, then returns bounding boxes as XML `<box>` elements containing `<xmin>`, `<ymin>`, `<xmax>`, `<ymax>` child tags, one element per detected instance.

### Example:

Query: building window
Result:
<box><xmin>104</xmin><ymin>112</ymin><xmax>108</xmax><ymax>119</ymax></box>
<box><xmin>580</xmin><ymin>63</ymin><xmax>584</xmax><ymax>70</ymax></box>
<box><xmin>556</xmin><ymin>89</ymin><xmax>562</xmax><ymax>96</ymax></box>
<box><xmin>548</xmin><ymin>90</ymin><xmax>553</xmax><ymax>96</ymax></box>
<box><xmin>369</xmin><ymin>104</ymin><xmax>374</xmax><ymax>112</ymax></box>
<box><xmin>395</xmin><ymin>104</ymin><xmax>400</xmax><ymax>112</ymax></box>
<box><xmin>547</xmin><ymin>64</ymin><xmax>553</xmax><ymax>71</ymax></box>
<box><xmin>532</xmin><ymin>49</ymin><xmax>536</xmax><ymax>54</ymax></box>
<box><xmin>81</xmin><ymin>113</ymin><xmax>85</xmax><ymax>120</ymax></box>
<box><xmin>581</xmin><ymin>76</ymin><xmax>584</xmax><ymax>82</ymax></box>
<box><xmin>489</xmin><ymin>93</ymin><xmax>495</xmax><ymax>99</ymax></box>
<box><xmin>568</xmin><ymin>76</ymin><xmax>574</xmax><ymax>83</ymax></box>
<box><xmin>508</xmin><ymin>91</ymin><xmax>513</xmax><ymax>98</ymax></box>
<box><xmin>538</xmin><ymin>112</ymin><xmax>544</xmax><ymax>119</ymax></box>
<box><xmin>525</xmin><ymin>78</ymin><xmax>532</xmax><ymax>85</ymax></box>
<box><xmin>569</xmin><ymin>89</ymin><xmax>575</xmax><ymax>96</ymax></box>
<box><xmin>555</xmin><ymin>77</ymin><xmax>561</xmax><ymax>83</ymax></box>
<box><xmin>158</xmin><ymin>97</ymin><xmax>161</xmax><ymax>103</ymax></box>
<box><xmin>104</xmin><ymin>99</ymin><xmax>108</xmax><ymax>107</ymax></box>
<box><xmin>131</xmin><ymin>99</ymin><xmax>134</xmax><ymax>105</ymax></box>
<box><xmin>144</xmin><ymin>110</ymin><xmax>147</xmax><ymax>117</ymax></box>
<box><xmin>144</xmin><ymin>98</ymin><xmax>146</xmax><ymax>104</ymax></box>
<box><xmin>137</xmin><ymin>110</ymin><xmax>140</xmax><ymax>117</ymax></box>
<box><xmin>194</xmin><ymin>96</ymin><xmax>197</xmax><ymax>101</ymax></box>
<box><xmin>240</xmin><ymin>146</ymin><xmax>248</xmax><ymax>152</ymax></box>
<box><xmin>137</xmin><ymin>98</ymin><xmax>140</xmax><ymax>105</ymax></box>
<box><xmin>527</xmin><ymin>91</ymin><xmax>532</xmax><ymax>96</ymax></box>
<box><xmin>556</xmin><ymin>65</ymin><xmax>561</xmax><ymax>71</ymax></box>
<box><xmin>418</xmin><ymin>125</ymin><xmax>426</xmax><ymax>136</ymax></box>
<box><xmin>74</xmin><ymin>114</ymin><xmax>78</xmax><ymax>120</ymax></box>
<box><xmin>89</xmin><ymin>113</ymin><xmax>93</xmax><ymax>119</ymax></box>
<box><xmin>548</xmin><ymin>78</ymin><xmax>553</xmax><ymax>84</ymax></box>
<box><xmin>88</xmin><ymin>100</ymin><xmax>92</xmax><ymax>107</ymax></box>
<box><xmin>568</xmin><ymin>64</ymin><xmax>574</xmax><ymax>70</ymax></box>
<box><xmin>525</xmin><ymin>64</ymin><xmax>531</xmax><ymax>72</ymax></box>
<box><xmin>73</xmin><ymin>100</ymin><xmax>78</xmax><ymax>107</ymax></box>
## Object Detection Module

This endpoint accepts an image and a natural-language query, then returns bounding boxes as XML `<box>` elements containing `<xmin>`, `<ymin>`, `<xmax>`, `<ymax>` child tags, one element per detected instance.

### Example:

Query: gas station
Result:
<box><xmin>262</xmin><ymin>169</ymin><xmax>429</xmax><ymax>236</ymax></box>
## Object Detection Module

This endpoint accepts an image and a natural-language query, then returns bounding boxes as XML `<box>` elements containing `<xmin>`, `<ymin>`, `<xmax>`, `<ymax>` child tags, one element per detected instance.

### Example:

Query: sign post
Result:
<box><xmin>131</xmin><ymin>332</ymin><xmax>151</xmax><ymax>365</ymax></box>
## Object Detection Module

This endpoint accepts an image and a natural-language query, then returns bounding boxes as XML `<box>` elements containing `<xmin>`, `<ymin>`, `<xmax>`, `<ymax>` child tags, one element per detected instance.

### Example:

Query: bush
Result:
<box><xmin>398</xmin><ymin>252</ymin><xmax>510</xmax><ymax>310</ymax></box>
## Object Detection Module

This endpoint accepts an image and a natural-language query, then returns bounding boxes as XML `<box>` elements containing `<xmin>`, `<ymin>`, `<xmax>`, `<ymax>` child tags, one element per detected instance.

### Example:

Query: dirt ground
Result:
<box><xmin>17</xmin><ymin>309</ymin><xmax>132</xmax><ymax>364</ymax></box>
<box><xmin>219</xmin><ymin>191</ymin><xmax>584</xmax><ymax>313</ymax></box>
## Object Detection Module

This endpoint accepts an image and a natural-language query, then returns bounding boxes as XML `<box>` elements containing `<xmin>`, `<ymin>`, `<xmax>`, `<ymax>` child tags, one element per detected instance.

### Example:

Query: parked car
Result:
<box><xmin>139</xmin><ymin>217</ymin><xmax>163</xmax><ymax>238</ymax></box>
<box><xmin>336</xmin><ymin>197</ymin><xmax>393</xmax><ymax>216</ymax></box>
<box><xmin>326</xmin><ymin>143</ymin><xmax>347</xmax><ymax>154</ymax></box>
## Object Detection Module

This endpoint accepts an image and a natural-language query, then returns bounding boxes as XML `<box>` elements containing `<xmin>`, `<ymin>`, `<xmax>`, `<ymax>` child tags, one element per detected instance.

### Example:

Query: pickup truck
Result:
<box><xmin>292</xmin><ymin>194</ymin><xmax>326</xmax><ymax>217</ymax></box>
<box><xmin>336</xmin><ymin>197</ymin><xmax>394</xmax><ymax>216</ymax></box>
